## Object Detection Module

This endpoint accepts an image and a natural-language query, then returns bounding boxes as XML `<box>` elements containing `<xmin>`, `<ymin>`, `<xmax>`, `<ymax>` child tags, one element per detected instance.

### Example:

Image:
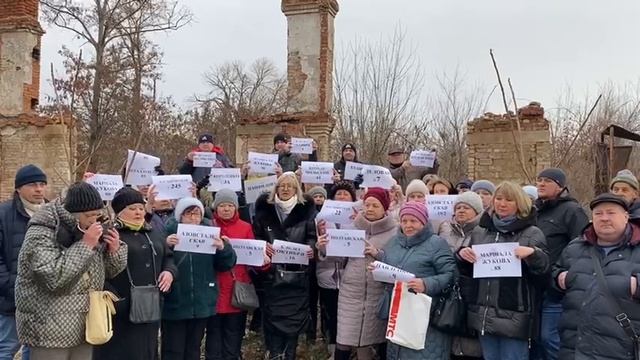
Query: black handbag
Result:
<box><xmin>430</xmin><ymin>283</ymin><xmax>467</xmax><ymax>335</ymax></box>
<box><xmin>231</xmin><ymin>270</ymin><xmax>259</xmax><ymax>311</ymax></box>
<box><xmin>273</xmin><ymin>267</ymin><xmax>307</xmax><ymax>289</ymax></box>
<box><xmin>128</xmin><ymin>233</ymin><xmax>161</xmax><ymax>324</ymax></box>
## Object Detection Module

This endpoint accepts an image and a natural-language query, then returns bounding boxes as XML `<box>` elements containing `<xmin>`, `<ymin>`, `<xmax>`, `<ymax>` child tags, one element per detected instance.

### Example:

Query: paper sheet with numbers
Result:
<box><xmin>229</xmin><ymin>239</ymin><xmax>267</xmax><ymax>266</ymax></box>
<box><xmin>317</xmin><ymin>200</ymin><xmax>355</xmax><ymax>225</ymax></box>
<box><xmin>125</xmin><ymin>150</ymin><xmax>161</xmax><ymax>186</ymax></box>
<box><xmin>325</xmin><ymin>229</ymin><xmax>365</xmax><ymax>258</ymax></box>
<box><xmin>272</xmin><ymin>240</ymin><xmax>311</xmax><ymax>265</ymax></box>
<box><xmin>472</xmin><ymin>242</ymin><xmax>522</xmax><ymax>278</ymax></box>
<box><xmin>371</xmin><ymin>261</ymin><xmax>416</xmax><ymax>284</ymax></box>
<box><xmin>152</xmin><ymin>175</ymin><xmax>193</xmax><ymax>200</ymax></box>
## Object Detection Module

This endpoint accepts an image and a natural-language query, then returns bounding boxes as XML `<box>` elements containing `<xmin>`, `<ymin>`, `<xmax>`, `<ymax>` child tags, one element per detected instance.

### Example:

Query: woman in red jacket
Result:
<box><xmin>205</xmin><ymin>189</ymin><xmax>269</xmax><ymax>360</ymax></box>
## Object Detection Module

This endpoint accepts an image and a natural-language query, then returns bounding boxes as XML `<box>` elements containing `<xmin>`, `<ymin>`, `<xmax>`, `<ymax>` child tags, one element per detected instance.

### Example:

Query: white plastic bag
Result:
<box><xmin>385</xmin><ymin>281</ymin><xmax>432</xmax><ymax>350</ymax></box>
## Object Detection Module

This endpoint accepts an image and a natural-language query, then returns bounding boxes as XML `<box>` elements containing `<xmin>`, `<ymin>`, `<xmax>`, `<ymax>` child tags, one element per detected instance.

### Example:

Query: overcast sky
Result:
<box><xmin>40</xmin><ymin>0</ymin><xmax>640</xmax><ymax>114</ymax></box>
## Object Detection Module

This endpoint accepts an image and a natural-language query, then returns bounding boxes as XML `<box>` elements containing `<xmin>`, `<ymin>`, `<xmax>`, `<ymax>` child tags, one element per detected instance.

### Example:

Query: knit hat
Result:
<box><xmin>455</xmin><ymin>179</ymin><xmax>474</xmax><ymax>190</ymax></box>
<box><xmin>522</xmin><ymin>185</ymin><xmax>539</xmax><ymax>201</ymax></box>
<box><xmin>342</xmin><ymin>143</ymin><xmax>356</xmax><ymax>153</ymax></box>
<box><xmin>64</xmin><ymin>182</ymin><xmax>104</xmax><ymax>213</ymax></box>
<box><xmin>273</xmin><ymin>133</ymin><xmax>288</xmax><ymax>145</ymax></box>
<box><xmin>406</xmin><ymin>179</ymin><xmax>428</xmax><ymax>197</ymax></box>
<box><xmin>213</xmin><ymin>188</ymin><xmax>239</xmax><ymax>210</ymax></box>
<box><xmin>15</xmin><ymin>164</ymin><xmax>47</xmax><ymax>189</ymax></box>
<box><xmin>399</xmin><ymin>201</ymin><xmax>429</xmax><ymax>226</ymax></box>
<box><xmin>537</xmin><ymin>168</ymin><xmax>567</xmax><ymax>188</ymax></box>
<box><xmin>364</xmin><ymin>187</ymin><xmax>390</xmax><ymax>211</ymax></box>
<box><xmin>610</xmin><ymin>169</ymin><xmax>639</xmax><ymax>191</ymax></box>
<box><xmin>174</xmin><ymin>197</ymin><xmax>205</xmax><ymax>221</ymax></box>
<box><xmin>589</xmin><ymin>193</ymin><xmax>629</xmax><ymax>211</ymax></box>
<box><xmin>329</xmin><ymin>181</ymin><xmax>356</xmax><ymax>201</ymax></box>
<box><xmin>454</xmin><ymin>191</ymin><xmax>484</xmax><ymax>215</ymax></box>
<box><xmin>111</xmin><ymin>187</ymin><xmax>145</xmax><ymax>214</ymax></box>
<box><xmin>388</xmin><ymin>144</ymin><xmax>404</xmax><ymax>155</ymax></box>
<box><xmin>307</xmin><ymin>186</ymin><xmax>327</xmax><ymax>199</ymax></box>
<box><xmin>198</xmin><ymin>133</ymin><xmax>214</xmax><ymax>144</ymax></box>
<box><xmin>471</xmin><ymin>180</ymin><xmax>496</xmax><ymax>195</ymax></box>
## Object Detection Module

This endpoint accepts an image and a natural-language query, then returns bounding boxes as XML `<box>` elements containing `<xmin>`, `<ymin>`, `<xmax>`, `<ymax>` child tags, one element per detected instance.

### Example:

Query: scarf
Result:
<box><xmin>492</xmin><ymin>213</ymin><xmax>518</xmax><ymax>233</ymax></box>
<box><xmin>275</xmin><ymin>194</ymin><xmax>298</xmax><ymax>215</ymax></box>
<box><xmin>119</xmin><ymin>218</ymin><xmax>144</xmax><ymax>232</ymax></box>
<box><xmin>21</xmin><ymin>197</ymin><xmax>43</xmax><ymax>217</ymax></box>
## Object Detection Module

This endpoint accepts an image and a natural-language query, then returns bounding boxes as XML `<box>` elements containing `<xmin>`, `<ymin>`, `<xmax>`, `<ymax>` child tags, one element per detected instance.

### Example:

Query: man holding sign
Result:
<box><xmin>179</xmin><ymin>133</ymin><xmax>234</xmax><ymax>183</ymax></box>
<box><xmin>272</xmin><ymin>133</ymin><xmax>317</xmax><ymax>173</ymax></box>
<box><xmin>387</xmin><ymin>144</ymin><xmax>439</xmax><ymax>192</ymax></box>
<box><xmin>457</xmin><ymin>182</ymin><xmax>549</xmax><ymax>360</ymax></box>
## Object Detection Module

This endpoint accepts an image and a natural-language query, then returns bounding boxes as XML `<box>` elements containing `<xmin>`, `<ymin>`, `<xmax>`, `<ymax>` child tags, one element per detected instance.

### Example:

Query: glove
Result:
<box><xmin>353</xmin><ymin>174</ymin><xmax>364</xmax><ymax>189</ymax></box>
<box><xmin>196</xmin><ymin>175</ymin><xmax>211</xmax><ymax>193</ymax></box>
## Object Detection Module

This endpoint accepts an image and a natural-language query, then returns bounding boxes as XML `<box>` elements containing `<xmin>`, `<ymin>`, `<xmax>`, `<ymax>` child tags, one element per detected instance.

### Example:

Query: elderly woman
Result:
<box><xmin>253</xmin><ymin>172</ymin><xmax>317</xmax><ymax>360</ymax></box>
<box><xmin>429</xmin><ymin>178</ymin><xmax>456</xmax><ymax>195</ymax></box>
<box><xmin>458</xmin><ymin>182</ymin><xmax>549</xmax><ymax>360</ymax></box>
<box><xmin>470</xmin><ymin>180</ymin><xmax>495</xmax><ymax>211</ymax></box>
<box><xmin>94</xmin><ymin>186</ymin><xmax>177</xmax><ymax>360</ymax></box>
<box><xmin>368</xmin><ymin>201</ymin><xmax>457</xmax><ymax>360</ymax></box>
<box><xmin>405</xmin><ymin>179</ymin><xmax>452</xmax><ymax>241</ymax></box>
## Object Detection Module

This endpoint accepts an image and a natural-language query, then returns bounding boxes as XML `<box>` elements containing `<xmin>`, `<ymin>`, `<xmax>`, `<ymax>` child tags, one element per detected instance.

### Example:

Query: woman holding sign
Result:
<box><xmin>457</xmin><ymin>182</ymin><xmax>549</xmax><ymax>360</ymax></box>
<box><xmin>252</xmin><ymin>172</ymin><xmax>318</xmax><ymax>360</ymax></box>
<box><xmin>162</xmin><ymin>197</ymin><xmax>237</xmax><ymax>360</ymax></box>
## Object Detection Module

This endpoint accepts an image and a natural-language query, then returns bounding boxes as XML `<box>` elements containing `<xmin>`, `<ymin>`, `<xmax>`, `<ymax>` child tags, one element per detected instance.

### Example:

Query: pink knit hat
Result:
<box><xmin>399</xmin><ymin>201</ymin><xmax>429</xmax><ymax>226</ymax></box>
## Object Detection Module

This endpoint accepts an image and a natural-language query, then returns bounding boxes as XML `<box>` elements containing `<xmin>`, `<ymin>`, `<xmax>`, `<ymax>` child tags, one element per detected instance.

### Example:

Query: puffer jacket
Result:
<box><xmin>15</xmin><ymin>200</ymin><xmax>128</xmax><ymax>348</ymax></box>
<box><xmin>0</xmin><ymin>193</ymin><xmax>31</xmax><ymax>314</ymax></box>
<box><xmin>552</xmin><ymin>223</ymin><xmax>640</xmax><ymax>360</ymax></box>
<box><xmin>336</xmin><ymin>213</ymin><xmax>397</xmax><ymax>347</ymax></box>
<box><xmin>458</xmin><ymin>209</ymin><xmax>549</xmax><ymax>340</ymax></box>
<box><xmin>383</xmin><ymin>227</ymin><xmax>457</xmax><ymax>360</ymax></box>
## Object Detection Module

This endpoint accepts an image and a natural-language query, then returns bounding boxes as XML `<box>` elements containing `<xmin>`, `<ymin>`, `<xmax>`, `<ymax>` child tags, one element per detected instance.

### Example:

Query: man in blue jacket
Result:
<box><xmin>0</xmin><ymin>165</ymin><xmax>47</xmax><ymax>360</ymax></box>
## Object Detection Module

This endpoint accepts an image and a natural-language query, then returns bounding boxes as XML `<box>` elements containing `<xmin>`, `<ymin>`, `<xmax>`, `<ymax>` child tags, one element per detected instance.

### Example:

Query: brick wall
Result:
<box><xmin>0</xmin><ymin>0</ymin><xmax>39</xmax><ymax>20</ymax></box>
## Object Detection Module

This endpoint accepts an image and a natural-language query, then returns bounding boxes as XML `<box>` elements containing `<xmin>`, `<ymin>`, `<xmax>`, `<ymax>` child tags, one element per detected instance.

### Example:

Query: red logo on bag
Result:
<box><xmin>386</xmin><ymin>282</ymin><xmax>404</xmax><ymax>338</ymax></box>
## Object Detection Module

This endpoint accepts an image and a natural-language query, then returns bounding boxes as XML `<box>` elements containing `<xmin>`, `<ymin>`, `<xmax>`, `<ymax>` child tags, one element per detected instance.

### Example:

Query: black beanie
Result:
<box><xmin>15</xmin><ymin>164</ymin><xmax>47</xmax><ymax>188</ymax></box>
<box><xmin>342</xmin><ymin>143</ymin><xmax>357</xmax><ymax>154</ymax></box>
<box><xmin>64</xmin><ymin>182</ymin><xmax>104</xmax><ymax>213</ymax></box>
<box><xmin>111</xmin><ymin>187</ymin><xmax>145</xmax><ymax>214</ymax></box>
<box><xmin>273</xmin><ymin>133</ymin><xmax>288</xmax><ymax>145</ymax></box>
<box><xmin>537</xmin><ymin>168</ymin><xmax>567</xmax><ymax>188</ymax></box>
<box><xmin>329</xmin><ymin>181</ymin><xmax>357</xmax><ymax>202</ymax></box>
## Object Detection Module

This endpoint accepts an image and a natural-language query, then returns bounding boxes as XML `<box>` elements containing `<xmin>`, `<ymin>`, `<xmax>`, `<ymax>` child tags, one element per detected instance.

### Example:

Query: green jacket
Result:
<box><xmin>162</xmin><ymin>218</ymin><xmax>236</xmax><ymax>320</ymax></box>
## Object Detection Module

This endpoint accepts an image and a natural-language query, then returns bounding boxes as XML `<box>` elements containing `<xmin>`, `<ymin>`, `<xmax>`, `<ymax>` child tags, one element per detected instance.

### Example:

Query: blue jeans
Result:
<box><xmin>0</xmin><ymin>314</ymin><xmax>29</xmax><ymax>360</ymax></box>
<box><xmin>539</xmin><ymin>298</ymin><xmax>562</xmax><ymax>360</ymax></box>
<box><xmin>479</xmin><ymin>334</ymin><xmax>529</xmax><ymax>360</ymax></box>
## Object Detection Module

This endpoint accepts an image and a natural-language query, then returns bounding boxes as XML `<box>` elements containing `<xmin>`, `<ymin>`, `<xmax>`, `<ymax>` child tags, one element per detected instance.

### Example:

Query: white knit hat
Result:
<box><xmin>522</xmin><ymin>185</ymin><xmax>538</xmax><ymax>201</ymax></box>
<box><xmin>405</xmin><ymin>179</ymin><xmax>428</xmax><ymax>197</ymax></box>
<box><xmin>174</xmin><ymin>197</ymin><xmax>205</xmax><ymax>221</ymax></box>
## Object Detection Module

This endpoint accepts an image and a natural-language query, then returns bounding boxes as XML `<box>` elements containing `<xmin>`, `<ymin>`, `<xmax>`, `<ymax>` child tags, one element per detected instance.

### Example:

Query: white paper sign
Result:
<box><xmin>317</xmin><ymin>200</ymin><xmax>355</xmax><ymax>225</ymax></box>
<box><xmin>229</xmin><ymin>239</ymin><xmax>267</xmax><ymax>266</ymax></box>
<box><xmin>152</xmin><ymin>175</ymin><xmax>193</xmax><ymax>200</ymax></box>
<box><xmin>326</xmin><ymin>229</ymin><xmax>366</xmax><ymax>258</ymax></box>
<box><xmin>344</xmin><ymin>161</ymin><xmax>365</xmax><ymax>181</ymax></box>
<box><xmin>272</xmin><ymin>239</ymin><xmax>311</xmax><ymax>265</ymax></box>
<box><xmin>245</xmin><ymin>175</ymin><xmax>277</xmax><ymax>204</ymax></box>
<box><xmin>426</xmin><ymin>195</ymin><xmax>456</xmax><ymax>221</ymax></box>
<box><xmin>175</xmin><ymin>224</ymin><xmax>221</xmax><ymax>254</ymax></box>
<box><xmin>208</xmin><ymin>168</ymin><xmax>242</xmax><ymax>192</ymax></box>
<box><xmin>301</xmin><ymin>161</ymin><xmax>334</xmax><ymax>184</ymax></box>
<box><xmin>291</xmin><ymin>138</ymin><xmax>314</xmax><ymax>155</ymax></box>
<box><xmin>362</xmin><ymin>165</ymin><xmax>395</xmax><ymax>189</ymax></box>
<box><xmin>472</xmin><ymin>242</ymin><xmax>522</xmax><ymax>278</ymax></box>
<box><xmin>410</xmin><ymin>150</ymin><xmax>436</xmax><ymax>168</ymax></box>
<box><xmin>193</xmin><ymin>152</ymin><xmax>218</xmax><ymax>168</ymax></box>
<box><xmin>372</xmin><ymin>261</ymin><xmax>416</xmax><ymax>284</ymax></box>
<box><xmin>248</xmin><ymin>152</ymin><xmax>279</xmax><ymax>174</ymax></box>
<box><xmin>125</xmin><ymin>150</ymin><xmax>161</xmax><ymax>186</ymax></box>
<box><xmin>86</xmin><ymin>174</ymin><xmax>123</xmax><ymax>201</ymax></box>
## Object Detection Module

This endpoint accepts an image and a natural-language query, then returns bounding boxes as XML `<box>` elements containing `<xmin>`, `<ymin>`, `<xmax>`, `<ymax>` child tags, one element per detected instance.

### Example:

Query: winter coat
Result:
<box><xmin>535</xmin><ymin>191</ymin><xmax>589</xmax><ymax>299</ymax></box>
<box><xmin>148</xmin><ymin>209</ymin><xmax>173</xmax><ymax>235</ymax></box>
<box><xmin>382</xmin><ymin>227</ymin><xmax>457</xmax><ymax>360</ymax></box>
<box><xmin>448</xmin><ymin>217</ymin><xmax>483</xmax><ymax>358</ymax></box>
<box><xmin>629</xmin><ymin>199</ymin><xmax>640</xmax><ymax>223</ymax></box>
<box><xmin>178</xmin><ymin>148</ymin><xmax>234</xmax><ymax>183</ymax></box>
<box><xmin>337</xmin><ymin>213</ymin><xmax>397</xmax><ymax>347</ymax></box>
<box><xmin>213</xmin><ymin>212</ymin><xmax>256</xmax><ymax>314</ymax></box>
<box><xmin>272</xmin><ymin>149</ymin><xmax>318</xmax><ymax>174</ymax></box>
<box><xmin>252</xmin><ymin>193</ymin><xmax>318</xmax><ymax>335</ymax></box>
<box><xmin>162</xmin><ymin>218</ymin><xmax>236</xmax><ymax>320</ymax></box>
<box><xmin>388</xmin><ymin>160</ymin><xmax>439</xmax><ymax>192</ymax></box>
<box><xmin>316</xmin><ymin>222</ymin><xmax>355</xmax><ymax>290</ymax></box>
<box><xmin>552</xmin><ymin>223</ymin><xmax>640</xmax><ymax>360</ymax></box>
<box><xmin>459</xmin><ymin>210</ymin><xmax>549</xmax><ymax>340</ymax></box>
<box><xmin>0</xmin><ymin>193</ymin><xmax>30</xmax><ymax>314</ymax></box>
<box><xmin>14</xmin><ymin>200</ymin><xmax>128</xmax><ymax>348</ymax></box>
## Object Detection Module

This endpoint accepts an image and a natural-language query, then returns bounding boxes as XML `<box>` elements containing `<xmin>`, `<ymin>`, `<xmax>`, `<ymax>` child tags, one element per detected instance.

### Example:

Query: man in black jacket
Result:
<box><xmin>533</xmin><ymin>167</ymin><xmax>589</xmax><ymax>360</ymax></box>
<box><xmin>0</xmin><ymin>165</ymin><xmax>47</xmax><ymax>360</ymax></box>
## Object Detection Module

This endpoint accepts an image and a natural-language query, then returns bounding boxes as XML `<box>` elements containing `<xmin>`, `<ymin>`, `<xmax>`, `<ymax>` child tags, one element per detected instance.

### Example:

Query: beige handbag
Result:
<box><xmin>85</xmin><ymin>290</ymin><xmax>119</xmax><ymax>345</ymax></box>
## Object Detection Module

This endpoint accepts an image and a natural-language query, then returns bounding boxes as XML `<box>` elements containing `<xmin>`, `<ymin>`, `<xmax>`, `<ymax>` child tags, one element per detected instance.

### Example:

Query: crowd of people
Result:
<box><xmin>0</xmin><ymin>132</ymin><xmax>639</xmax><ymax>360</ymax></box>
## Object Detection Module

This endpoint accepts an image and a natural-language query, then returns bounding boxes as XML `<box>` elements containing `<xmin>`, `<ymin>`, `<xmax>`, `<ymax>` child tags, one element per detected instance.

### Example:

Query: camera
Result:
<box><xmin>97</xmin><ymin>214</ymin><xmax>114</xmax><ymax>242</ymax></box>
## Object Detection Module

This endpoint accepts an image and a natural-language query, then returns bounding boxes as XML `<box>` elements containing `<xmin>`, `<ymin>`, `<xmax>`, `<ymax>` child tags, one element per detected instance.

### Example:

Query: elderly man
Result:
<box><xmin>553</xmin><ymin>193</ymin><xmax>640</xmax><ymax>360</ymax></box>
<box><xmin>610</xmin><ymin>169</ymin><xmax>640</xmax><ymax>221</ymax></box>
<box><xmin>15</xmin><ymin>182</ymin><xmax>127</xmax><ymax>360</ymax></box>
<box><xmin>387</xmin><ymin>145</ymin><xmax>438</xmax><ymax>192</ymax></box>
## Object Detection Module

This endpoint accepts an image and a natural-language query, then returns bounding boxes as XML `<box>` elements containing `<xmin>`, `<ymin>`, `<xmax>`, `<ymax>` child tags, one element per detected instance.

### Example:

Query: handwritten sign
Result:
<box><xmin>472</xmin><ymin>242</ymin><xmax>522</xmax><ymax>278</ymax></box>
<box><xmin>326</xmin><ymin>229</ymin><xmax>366</xmax><ymax>258</ymax></box>
<box><xmin>248</xmin><ymin>152</ymin><xmax>279</xmax><ymax>175</ymax></box>
<box><xmin>244</xmin><ymin>175</ymin><xmax>277</xmax><ymax>204</ymax></box>
<box><xmin>426</xmin><ymin>195</ymin><xmax>456</xmax><ymax>221</ymax></box>
<box><xmin>193</xmin><ymin>152</ymin><xmax>218</xmax><ymax>168</ymax></box>
<box><xmin>344</xmin><ymin>161</ymin><xmax>365</xmax><ymax>181</ymax></box>
<box><xmin>152</xmin><ymin>175</ymin><xmax>193</xmax><ymax>200</ymax></box>
<box><xmin>410</xmin><ymin>150</ymin><xmax>436</xmax><ymax>168</ymax></box>
<box><xmin>317</xmin><ymin>200</ymin><xmax>355</xmax><ymax>225</ymax></box>
<box><xmin>229</xmin><ymin>239</ymin><xmax>267</xmax><ymax>266</ymax></box>
<box><xmin>86</xmin><ymin>174</ymin><xmax>123</xmax><ymax>201</ymax></box>
<box><xmin>371</xmin><ymin>261</ymin><xmax>416</xmax><ymax>284</ymax></box>
<box><xmin>361</xmin><ymin>165</ymin><xmax>395</xmax><ymax>189</ymax></box>
<box><xmin>291</xmin><ymin>138</ymin><xmax>314</xmax><ymax>155</ymax></box>
<box><xmin>125</xmin><ymin>150</ymin><xmax>161</xmax><ymax>186</ymax></box>
<box><xmin>272</xmin><ymin>239</ymin><xmax>311</xmax><ymax>265</ymax></box>
<box><xmin>208</xmin><ymin>168</ymin><xmax>242</xmax><ymax>192</ymax></box>
<box><xmin>301</xmin><ymin>161</ymin><xmax>334</xmax><ymax>184</ymax></box>
<box><xmin>175</xmin><ymin>224</ymin><xmax>220</xmax><ymax>254</ymax></box>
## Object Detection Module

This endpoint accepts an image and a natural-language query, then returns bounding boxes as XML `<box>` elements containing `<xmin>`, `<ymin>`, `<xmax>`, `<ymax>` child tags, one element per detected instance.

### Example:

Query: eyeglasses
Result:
<box><xmin>183</xmin><ymin>211</ymin><xmax>202</xmax><ymax>218</ymax></box>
